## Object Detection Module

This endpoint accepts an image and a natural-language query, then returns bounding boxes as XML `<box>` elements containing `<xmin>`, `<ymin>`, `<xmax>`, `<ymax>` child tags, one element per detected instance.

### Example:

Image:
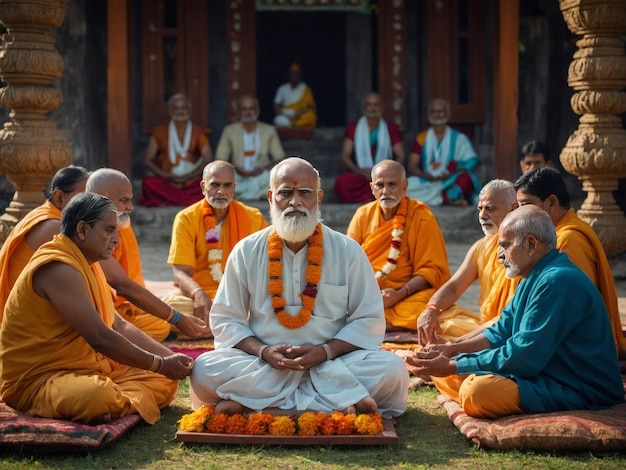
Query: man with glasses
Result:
<box><xmin>216</xmin><ymin>95</ymin><xmax>285</xmax><ymax>200</ymax></box>
<box><xmin>406</xmin><ymin>98</ymin><xmax>481</xmax><ymax>206</ymax></box>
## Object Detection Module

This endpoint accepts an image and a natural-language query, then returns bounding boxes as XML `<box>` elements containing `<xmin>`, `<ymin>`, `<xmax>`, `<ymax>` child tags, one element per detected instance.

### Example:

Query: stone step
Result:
<box><xmin>131</xmin><ymin>199</ymin><xmax>483</xmax><ymax>246</ymax></box>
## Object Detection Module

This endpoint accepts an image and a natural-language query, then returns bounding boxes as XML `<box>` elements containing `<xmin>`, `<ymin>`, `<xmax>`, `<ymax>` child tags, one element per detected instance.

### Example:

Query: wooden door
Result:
<box><xmin>141</xmin><ymin>0</ymin><xmax>209</xmax><ymax>133</ymax></box>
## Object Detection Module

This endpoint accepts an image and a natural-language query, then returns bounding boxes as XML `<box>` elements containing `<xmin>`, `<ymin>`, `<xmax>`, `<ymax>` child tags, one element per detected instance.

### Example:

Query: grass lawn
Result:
<box><xmin>0</xmin><ymin>380</ymin><xmax>624</xmax><ymax>470</ymax></box>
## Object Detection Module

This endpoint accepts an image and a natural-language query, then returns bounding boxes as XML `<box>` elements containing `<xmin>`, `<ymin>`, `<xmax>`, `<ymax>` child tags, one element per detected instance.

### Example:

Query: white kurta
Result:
<box><xmin>190</xmin><ymin>225</ymin><xmax>408</xmax><ymax>417</ymax></box>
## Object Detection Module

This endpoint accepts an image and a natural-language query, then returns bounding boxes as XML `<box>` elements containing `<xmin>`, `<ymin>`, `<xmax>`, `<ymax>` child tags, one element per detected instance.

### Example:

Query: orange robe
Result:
<box><xmin>167</xmin><ymin>199</ymin><xmax>268</xmax><ymax>299</ymax></box>
<box><xmin>347</xmin><ymin>197</ymin><xmax>450</xmax><ymax>330</ymax></box>
<box><xmin>436</xmin><ymin>235</ymin><xmax>519</xmax><ymax>341</ymax></box>
<box><xmin>111</xmin><ymin>225</ymin><xmax>170</xmax><ymax>342</ymax></box>
<box><xmin>556</xmin><ymin>208</ymin><xmax>625</xmax><ymax>354</ymax></box>
<box><xmin>0</xmin><ymin>234</ymin><xmax>177</xmax><ymax>424</ymax></box>
<box><xmin>0</xmin><ymin>201</ymin><xmax>60</xmax><ymax>320</ymax></box>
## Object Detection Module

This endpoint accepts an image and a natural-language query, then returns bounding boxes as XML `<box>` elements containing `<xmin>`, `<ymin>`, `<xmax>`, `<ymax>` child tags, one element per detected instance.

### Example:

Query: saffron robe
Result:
<box><xmin>454</xmin><ymin>250</ymin><xmax>624</xmax><ymax>413</ymax></box>
<box><xmin>190</xmin><ymin>225</ymin><xmax>408</xmax><ymax>417</ymax></box>
<box><xmin>555</xmin><ymin>208</ymin><xmax>625</xmax><ymax>354</ymax></box>
<box><xmin>273</xmin><ymin>82</ymin><xmax>317</xmax><ymax>128</ymax></box>
<box><xmin>138</xmin><ymin>122</ymin><xmax>209</xmax><ymax>207</ymax></box>
<box><xmin>0</xmin><ymin>201</ymin><xmax>60</xmax><ymax>320</ymax></box>
<box><xmin>435</xmin><ymin>235</ymin><xmax>520</xmax><ymax>342</ymax></box>
<box><xmin>167</xmin><ymin>199</ymin><xmax>268</xmax><ymax>299</ymax></box>
<box><xmin>347</xmin><ymin>197</ymin><xmax>450</xmax><ymax>330</ymax></box>
<box><xmin>111</xmin><ymin>225</ymin><xmax>170</xmax><ymax>341</ymax></box>
<box><xmin>0</xmin><ymin>234</ymin><xmax>177</xmax><ymax>424</ymax></box>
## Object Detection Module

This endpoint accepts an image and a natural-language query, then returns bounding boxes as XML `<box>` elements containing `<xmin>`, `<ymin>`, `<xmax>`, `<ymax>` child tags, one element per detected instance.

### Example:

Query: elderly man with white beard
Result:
<box><xmin>190</xmin><ymin>157</ymin><xmax>409</xmax><ymax>417</ymax></box>
<box><xmin>86</xmin><ymin>169</ymin><xmax>210</xmax><ymax>341</ymax></box>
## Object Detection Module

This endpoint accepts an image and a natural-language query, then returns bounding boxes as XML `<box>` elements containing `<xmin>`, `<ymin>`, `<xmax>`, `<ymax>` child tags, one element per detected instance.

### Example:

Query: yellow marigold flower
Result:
<box><xmin>269</xmin><ymin>416</ymin><xmax>296</xmax><ymax>436</ymax></box>
<box><xmin>355</xmin><ymin>413</ymin><xmax>384</xmax><ymax>435</ymax></box>
<box><xmin>178</xmin><ymin>405</ymin><xmax>214</xmax><ymax>432</ymax></box>
<box><xmin>297</xmin><ymin>411</ymin><xmax>319</xmax><ymax>436</ymax></box>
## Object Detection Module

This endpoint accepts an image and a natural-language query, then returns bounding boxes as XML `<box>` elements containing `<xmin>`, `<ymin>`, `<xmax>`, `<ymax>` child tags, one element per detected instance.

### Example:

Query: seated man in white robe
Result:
<box><xmin>190</xmin><ymin>157</ymin><xmax>408</xmax><ymax>418</ymax></box>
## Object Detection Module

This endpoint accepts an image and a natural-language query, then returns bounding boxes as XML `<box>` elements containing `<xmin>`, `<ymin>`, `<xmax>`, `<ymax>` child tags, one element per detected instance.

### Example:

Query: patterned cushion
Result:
<box><xmin>0</xmin><ymin>401</ymin><xmax>142</xmax><ymax>450</ymax></box>
<box><xmin>438</xmin><ymin>393</ymin><xmax>626</xmax><ymax>451</ymax></box>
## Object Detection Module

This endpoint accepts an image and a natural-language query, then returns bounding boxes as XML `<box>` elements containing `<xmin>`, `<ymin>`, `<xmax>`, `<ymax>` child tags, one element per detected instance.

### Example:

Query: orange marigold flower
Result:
<box><xmin>269</xmin><ymin>416</ymin><xmax>296</xmax><ymax>436</ymax></box>
<box><xmin>224</xmin><ymin>414</ymin><xmax>247</xmax><ymax>434</ymax></box>
<box><xmin>306</xmin><ymin>264</ymin><xmax>322</xmax><ymax>281</ymax></box>
<box><xmin>268</xmin><ymin>262</ymin><xmax>282</xmax><ymax>277</ymax></box>
<box><xmin>355</xmin><ymin>413</ymin><xmax>384</xmax><ymax>435</ymax></box>
<box><xmin>335</xmin><ymin>413</ymin><xmax>356</xmax><ymax>435</ymax></box>
<box><xmin>245</xmin><ymin>413</ymin><xmax>275</xmax><ymax>435</ymax></box>
<box><xmin>268</xmin><ymin>278</ymin><xmax>283</xmax><ymax>295</ymax></box>
<box><xmin>206</xmin><ymin>413</ymin><xmax>229</xmax><ymax>433</ymax></box>
<box><xmin>297</xmin><ymin>411</ymin><xmax>319</xmax><ymax>436</ymax></box>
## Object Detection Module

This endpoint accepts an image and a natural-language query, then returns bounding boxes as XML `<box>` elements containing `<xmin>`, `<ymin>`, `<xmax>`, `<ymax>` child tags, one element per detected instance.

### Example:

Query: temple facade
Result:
<box><xmin>0</xmin><ymin>0</ymin><xmax>625</xmax><ymax>255</ymax></box>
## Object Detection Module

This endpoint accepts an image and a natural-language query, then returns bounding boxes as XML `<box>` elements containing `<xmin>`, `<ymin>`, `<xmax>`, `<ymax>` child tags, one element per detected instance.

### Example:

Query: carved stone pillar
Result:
<box><xmin>0</xmin><ymin>0</ymin><xmax>72</xmax><ymax>243</ymax></box>
<box><xmin>559</xmin><ymin>0</ymin><xmax>626</xmax><ymax>258</ymax></box>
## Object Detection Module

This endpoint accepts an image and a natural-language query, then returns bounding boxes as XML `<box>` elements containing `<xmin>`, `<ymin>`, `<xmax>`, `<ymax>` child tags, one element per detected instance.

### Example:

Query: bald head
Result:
<box><xmin>86</xmin><ymin>168</ymin><xmax>134</xmax><ymax>218</ymax></box>
<box><xmin>270</xmin><ymin>157</ymin><xmax>321</xmax><ymax>192</ymax></box>
<box><xmin>500</xmin><ymin>205</ymin><xmax>556</xmax><ymax>249</ymax></box>
<box><xmin>371</xmin><ymin>160</ymin><xmax>406</xmax><ymax>181</ymax></box>
<box><xmin>202</xmin><ymin>160</ymin><xmax>235</xmax><ymax>181</ymax></box>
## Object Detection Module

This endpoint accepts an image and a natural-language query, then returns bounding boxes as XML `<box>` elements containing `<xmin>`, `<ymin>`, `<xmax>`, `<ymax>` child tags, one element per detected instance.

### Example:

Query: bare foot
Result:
<box><xmin>263</xmin><ymin>407</ymin><xmax>296</xmax><ymax>416</ymax></box>
<box><xmin>355</xmin><ymin>396</ymin><xmax>378</xmax><ymax>414</ymax></box>
<box><xmin>214</xmin><ymin>400</ymin><xmax>252</xmax><ymax>415</ymax></box>
<box><xmin>342</xmin><ymin>405</ymin><xmax>357</xmax><ymax>415</ymax></box>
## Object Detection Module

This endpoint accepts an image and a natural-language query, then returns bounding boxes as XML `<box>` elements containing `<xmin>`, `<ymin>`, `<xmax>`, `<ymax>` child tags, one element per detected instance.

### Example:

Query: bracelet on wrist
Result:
<box><xmin>148</xmin><ymin>354</ymin><xmax>159</xmax><ymax>372</ymax></box>
<box><xmin>154</xmin><ymin>356</ymin><xmax>164</xmax><ymax>374</ymax></box>
<box><xmin>403</xmin><ymin>283</ymin><xmax>411</xmax><ymax>298</ymax></box>
<box><xmin>170</xmin><ymin>309</ymin><xmax>181</xmax><ymax>325</ymax></box>
<box><xmin>424</xmin><ymin>303</ymin><xmax>440</xmax><ymax>312</ymax></box>
<box><xmin>190</xmin><ymin>286</ymin><xmax>203</xmax><ymax>298</ymax></box>
<box><xmin>258</xmin><ymin>345</ymin><xmax>269</xmax><ymax>362</ymax></box>
<box><xmin>165</xmin><ymin>307</ymin><xmax>175</xmax><ymax>323</ymax></box>
<box><xmin>321</xmin><ymin>343</ymin><xmax>334</xmax><ymax>361</ymax></box>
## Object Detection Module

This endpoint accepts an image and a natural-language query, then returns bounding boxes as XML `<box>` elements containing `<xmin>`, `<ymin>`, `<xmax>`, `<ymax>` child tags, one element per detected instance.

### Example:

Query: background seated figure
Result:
<box><xmin>0</xmin><ymin>192</ymin><xmax>193</xmax><ymax>425</ymax></box>
<box><xmin>335</xmin><ymin>93</ymin><xmax>405</xmax><ymax>203</ymax></box>
<box><xmin>406</xmin><ymin>98</ymin><xmax>481</xmax><ymax>206</ymax></box>
<box><xmin>406</xmin><ymin>205</ymin><xmax>624</xmax><ymax>419</ymax></box>
<box><xmin>190</xmin><ymin>157</ymin><xmax>408</xmax><ymax>417</ymax></box>
<box><xmin>347</xmin><ymin>160</ymin><xmax>449</xmax><ymax>333</ymax></box>
<box><xmin>215</xmin><ymin>95</ymin><xmax>285</xmax><ymax>200</ymax></box>
<box><xmin>273</xmin><ymin>63</ymin><xmax>317</xmax><ymax>129</ymax></box>
<box><xmin>519</xmin><ymin>140</ymin><xmax>551</xmax><ymax>175</ymax></box>
<box><xmin>139</xmin><ymin>93</ymin><xmax>213</xmax><ymax>207</ymax></box>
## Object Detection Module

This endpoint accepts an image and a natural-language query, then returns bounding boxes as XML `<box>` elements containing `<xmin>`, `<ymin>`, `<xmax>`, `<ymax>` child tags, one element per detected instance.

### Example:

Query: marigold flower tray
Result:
<box><xmin>175</xmin><ymin>419</ymin><xmax>398</xmax><ymax>446</ymax></box>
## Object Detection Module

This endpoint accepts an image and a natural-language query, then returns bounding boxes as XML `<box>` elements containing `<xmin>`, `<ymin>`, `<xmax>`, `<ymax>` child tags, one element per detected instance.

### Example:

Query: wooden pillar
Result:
<box><xmin>377</xmin><ymin>0</ymin><xmax>406</xmax><ymax>131</ymax></box>
<box><xmin>107</xmin><ymin>0</ymin><xmax>132</xmax><ymax>176</ymax></box>
<box><xmin>493</xmin><ymin>0</ymin><xmax>519</xmax><ymax>182</ymax></box>
<box><xmin>226</xmin><ymin>0</ymin><xmax>256</xmax><ymax>123</ymax></box>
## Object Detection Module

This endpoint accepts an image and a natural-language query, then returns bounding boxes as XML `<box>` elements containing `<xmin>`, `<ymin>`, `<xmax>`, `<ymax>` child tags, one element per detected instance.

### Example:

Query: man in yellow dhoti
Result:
<box><xmin>0</xmin><ymin>165</ymin><xmax>90</xmax><ymax>320</ymax></box>
<box><xmin>164</xmin><ymin>161</ymin><xmax>268</xmax><ymax>326</ymax></box>
<box><xmin>417</xmin><ymin>180</ymin><xmax>519</xmax><ymax>345</ymax></box>
<box><xmin>87</xmin><ymin>169</ymin><xmax>209</xmax><ymax>341</ymax></box>
<box><xmin>514</xmin><ymin>166</ymin><xmax>625</xmax><ymax>358</ymax></box>
<box><xmin>347</xmin><ymin>160</ymin><xmax>450</xmax><ymax>332</ymax></box>
<box><xmin>0</xmin><ymin>192</ymin><xmax>193</xmax><ymax>424</ymax></box>
<box><xmin>273</xmin><ymin>63</ymin><xmax>317</xmax><ymax>129</ymax></box>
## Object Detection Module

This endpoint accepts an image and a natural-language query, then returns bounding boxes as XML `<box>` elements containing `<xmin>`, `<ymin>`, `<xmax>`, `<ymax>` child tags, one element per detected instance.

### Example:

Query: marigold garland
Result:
<box><xmin>202</xmin><ymin>201</ymin><xmax>224</xmax><ymax>283</ymax></box>
<box><xmin>374</xmin><ymin>197</ymin><xmax>408</xmax><ymax>281</ymax></box>
<box><xmin>267</xmin><ymin>224</ymin><xmax>323</xmax><ymax>329</ymax></box>
<box><xmin>178</xmin><ymin>407</ymin><xmax>384</xmax><ymax>436</ymax></box>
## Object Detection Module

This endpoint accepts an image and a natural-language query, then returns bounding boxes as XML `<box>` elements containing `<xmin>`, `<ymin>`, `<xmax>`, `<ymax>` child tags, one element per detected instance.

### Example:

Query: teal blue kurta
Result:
<box><xmin>456</xmin><ymin>250</ymin><xmax>624</xmax><ymax>413</ymax></box>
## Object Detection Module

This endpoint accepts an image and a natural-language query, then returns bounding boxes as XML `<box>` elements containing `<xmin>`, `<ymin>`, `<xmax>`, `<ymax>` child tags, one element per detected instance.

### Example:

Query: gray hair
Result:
<box><xmin>86</xmin><ymin>168</ymin><xmax>130</xmax><ymax>194</ymax></box>
<box><xmin>270</xmin><ymin>157</ymin><xmax>321</xmax><ymax>192</ymax></box>
<box><xmin>361</xmin><ymin>92</ymin><xmax>383</xmax><ymax>108</ymax></box>
<box><xmin>428</xmin><ymin>98</ymin><xmax>451</xmax><ymax>114</ymax></box>
<box><xmin>168</xmin><ymin>93</ymin><xmax>192</xmax><ymax>111</ymax></box>
<box><xmin>61</xmin><ymin>192</ymin><xmax>117</xmax><ymax>238</ymax></box>
<box><xmin>479</xmin><ymin>179</ymin><xmax>516</xmax><ymax>207</ymax></box>
<box><xmin>503</xmin><ymin>207</ymin><xmax>557</xmax><ymax>250</ymax></box>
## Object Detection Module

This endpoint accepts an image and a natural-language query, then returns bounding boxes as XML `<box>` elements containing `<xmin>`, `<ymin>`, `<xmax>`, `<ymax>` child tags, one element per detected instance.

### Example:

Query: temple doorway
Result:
<box><xmin>255</xmin><ymin>11</ymin><xmax>349</xmax><ymax>127</ymax></box>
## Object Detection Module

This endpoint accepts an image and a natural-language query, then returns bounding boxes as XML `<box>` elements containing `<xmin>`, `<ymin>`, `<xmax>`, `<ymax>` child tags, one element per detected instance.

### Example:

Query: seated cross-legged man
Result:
<box><xmin>163</xmin><ymin>161</ymin><xmax>268</xmax><ymax>328</ymax></box>
<box><xmin>273</xmin><ymin>63</ymin><xmax>317</xmax><ymax>129</ymax></box>
<box><xmin>87</xmin><ymin>169</ymin><xmax>210</xmax><ymax>341</ymax></box>
<box><xmin>0</xmin><ymin>192</ymin><xmax>193</xmax><ymax>424</ymax></box>
<box><xmin>190</xmin><ymin>157</ymin><xmax>408</xmax><ymax>417</ymax></box>
<box><xmin>0</xmin><ymin>165</ymin><xmax>90</xmax><ymax>318</ymax></box>
<box><xmin>347</xmin><ymin>160</ymin><xmax>449</xmax><ymax>333</ymax></box>
<box><xmin>406</xmin><ymin>205</ymin><xmax>624</xmax><ymax>419</ymax></box>
<box><xmin>514</xmin><ymin>166</ymin><xmax>626</xmax><ymax>359</ymax></box>
<box><xmin>417</xmin><ymin>179</ymin><xmax>520</xmax><ymax>345</ymax></box>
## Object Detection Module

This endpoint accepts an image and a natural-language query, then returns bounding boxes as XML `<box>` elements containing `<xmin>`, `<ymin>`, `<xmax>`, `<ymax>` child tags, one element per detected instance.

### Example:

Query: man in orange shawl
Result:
<box><xmin>165</xmin><ymin>161</ymin><xmax>269</xmax><ymax>326</ymax></box>
<box><xmin>0</xmin><ymin>192</ymin><xmax>193</xmax><ymax>424</ymax></box>
<box><xmin>417</xmin><ymin>180</ymin><xmax>519</xmax><ymax>345</ymax></box>
<box><xmin>347</xmin><ymin>160</ymin><xmax>450</xmax><ymax>331</ymax></box>
<box><xmin>139</xmin><ymin>93</ymin><xmax>213</xmax><ymax>207</ymax></box>
<box><xmin>0</xmin><ymin>165</ymin><xmax>90</xmax><ymax>320</ymax></box>
<box><xmin>87</xmin><ymin>169</ymin><xmax>210</xmax><ymax>341</ymax></box>
<box><xmin>515</xmin><ymin>166</ymin><xmax>625</xmax><ymax>358</ymax></box>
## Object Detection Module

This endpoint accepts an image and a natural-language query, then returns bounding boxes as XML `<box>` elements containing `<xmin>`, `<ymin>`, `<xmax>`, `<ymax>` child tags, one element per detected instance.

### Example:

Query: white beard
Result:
<box><xmin>480</xmin><ymin>219</ymin><xmax>497</xmax><ymax>236</ymax></box>
<box><xmin>117</xmin><ymin>211</ymin><xmax>131</xmax><ymax>228</ymax></box>
<box><xmin>428</xmin><ymin>117</ymin><xmax>448</xmax><ymax>126</ymax></box>
<box><xmin>503</xmin><ymin>260</ymin><xmax>521</xmax><ymax>279</ymax></box>
<box><xmin>270</xmin><ymin>203</ymin><xmax>319</xmax><ymax>243</ymax></box>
